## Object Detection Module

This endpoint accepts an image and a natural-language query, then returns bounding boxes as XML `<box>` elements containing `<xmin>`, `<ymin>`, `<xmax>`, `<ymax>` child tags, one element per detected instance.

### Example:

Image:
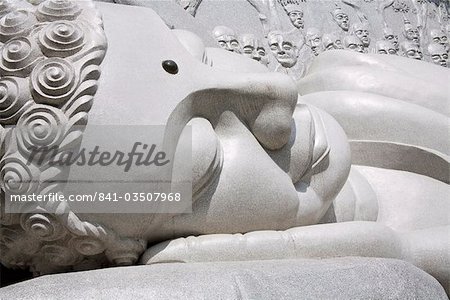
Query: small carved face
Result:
<box><xmin>428</xmin><ymin>44</ymin><xmax>448</xmax><ymax>67</ymax></box>
<box><xmin>344</xmin><ymin>36</ymin><xmax>364</xmax><ymax>53</ymax></box>
<box><xmin>430</xmin><ymin>29</ymin><xmax>448</xmax><ymax>46</ymax></box>
<box><xmin>383</xmin><ymin>29</ymin><xmax>399</xmax><ymax>49</ymax></box>
<box><xmin>401</xmin><ymin>42</ymin><xmax>423</xmax><ymax>60</ymax></box>
<box><xmin>321</xmin><ymin>33</ymin><xmax>342</xmax><ymax>51</ymax></box>
<box><xmin>240</xmin><ymin>35</ymin><xmax>269</xmax><ymax>66</ymax></box>
<box><xmin>216</xmin><ymin>35</ymin><xmax>241</xmax><ymax>53</ymax></box>
<box><xmin>376</xmin><ymin>41</ymin><xmax>397</xmax><ymax>55</ymax></box>
<box><xmin>268</xmin><ymin>33</ymin><xmax>298</xmax><ymax>68</ymax></box>
<box><xmin>306</xmin><ymin>29</ymin><xmax>323</xmax><ymax>56</ymax></box>
<box><xmin>213</xmin><ymin>26</ymin><xmax>241</xmax><ymax>53</ymax></box>
<box><xmin>288</xmin><ymin>10</ymin><xmax>304</xmax><ymax>29</ymax></box>
<box><xmin>353</xmin><ymin>24</ymin><xmax>370</xmax><ymax>47</ymax></box>
<box><xmin>332</xmin><ymin>11</ymin><xmax>349</xmax><ymax>31</ymax></box>
<box><xmin>404</xmin><ymin>26</ymin><xmax>420</xmax><ymax>45</ymax></box>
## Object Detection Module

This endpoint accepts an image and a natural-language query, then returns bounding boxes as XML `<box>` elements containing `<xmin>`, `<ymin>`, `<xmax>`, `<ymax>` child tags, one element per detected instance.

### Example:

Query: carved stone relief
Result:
<box><xmin>280</xmin><ymin>0</ymin><xmax>305</xmax><ymax>30</ymax></box>
<box><xmin>376</xmin><ymin>40</ymin><xmax>398</xmax><ymax>55</ymax></box>
<box><xmin>0</xmin><ymin>2</ymin><xmax>449</xmax><ymax>297</ymax></box>
<box><xmin>192</xmin><ymin>0</ymin><xmax>449</xmax><ymax>81</ymax></box>
<box><xmin>239</xmin><ymin>33</ymin><xmax>270</xmax><ymax>65</ymax></box>
<box><xmin>212</xmin><ymin>25</ymin><xmax>241</xmax><ymax>53</ymax></box>
<box><xmin>401</xmin><ymin>40</ymin><xmax>423</xmax><ymax>59</ymax></box>
<box><xmin>343</xmin><ymin>34</ymin><xmax>364</xmax><ymax>53</ymax></box>
<box><xmin>427</xmin><ymin>43</ymin><xmax>448</xmax><ymax>66</ymax></box>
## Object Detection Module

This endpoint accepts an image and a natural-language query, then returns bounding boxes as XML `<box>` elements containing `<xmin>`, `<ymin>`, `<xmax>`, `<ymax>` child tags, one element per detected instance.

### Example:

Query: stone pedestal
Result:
<box><xmin>1</xmin><ymin>258</ymin><xmax>447</xmax><ymax>299</ymax></box>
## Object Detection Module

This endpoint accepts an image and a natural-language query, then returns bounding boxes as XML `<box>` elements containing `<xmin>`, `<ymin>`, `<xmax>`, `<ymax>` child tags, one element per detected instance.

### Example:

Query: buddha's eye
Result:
<box><xmin>162</xmin><ymin>60</ymin><xmax>178</xmax><ymax>74</ymax></box>
<box><xmin>443</xmin><ymin>54</ymin><xmax>449</xmax><ymax>59</ymax></box>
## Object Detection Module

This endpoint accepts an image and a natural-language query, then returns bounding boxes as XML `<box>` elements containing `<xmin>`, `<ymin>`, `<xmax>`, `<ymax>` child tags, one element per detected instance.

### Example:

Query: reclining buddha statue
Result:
<box><xmin>0</xmin><ymin>0</ymin><xmax>448</xmax><ymax>297</ymax></box>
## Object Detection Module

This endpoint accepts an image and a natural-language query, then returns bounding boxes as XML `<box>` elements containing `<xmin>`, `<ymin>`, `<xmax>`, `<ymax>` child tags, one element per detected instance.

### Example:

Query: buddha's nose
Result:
<box><xmin>203</xmin><ymin>70</ymin><xmax>297</xmax><ymax>150</ymax></box>
<box><xmin>170</xmin><ymin>69</ymin><xmax>298</xmax><ymax>151</ymax></box>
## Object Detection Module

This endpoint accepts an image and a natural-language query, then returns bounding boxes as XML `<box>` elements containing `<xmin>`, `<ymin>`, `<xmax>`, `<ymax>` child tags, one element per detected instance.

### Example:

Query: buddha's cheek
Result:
<box><xmin>196</xmin><ymin>111</ymin><xmax>299</xmax><ymax>233</ymax></box>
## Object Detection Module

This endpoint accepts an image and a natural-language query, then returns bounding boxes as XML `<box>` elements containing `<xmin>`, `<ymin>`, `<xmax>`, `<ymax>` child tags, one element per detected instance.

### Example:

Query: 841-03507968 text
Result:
<box><xmin>8</xmin><ymin>192</ymin><xmax>183</xmax><ymax>203</ymax></box>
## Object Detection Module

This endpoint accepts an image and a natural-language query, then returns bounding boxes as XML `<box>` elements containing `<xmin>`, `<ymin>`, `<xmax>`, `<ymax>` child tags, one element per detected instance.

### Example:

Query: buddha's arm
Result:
<box><xmin>140</xmin><ymin>222</ymin><xmax>450</xmax><ymax>294</ymax></box>
<box><xmin>141</xmin><ymin>222</ymin><xmax>402</xmax><ymax>264</ymax></box>
<box><xmin>297</xmin><ymin>51</ymin><xmax>449</xmax><ymax>116</ymax></box>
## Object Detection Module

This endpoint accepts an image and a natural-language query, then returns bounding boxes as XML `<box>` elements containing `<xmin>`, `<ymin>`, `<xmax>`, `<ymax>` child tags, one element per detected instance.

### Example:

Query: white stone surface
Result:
<box><xmin>1</xmin><ymin>258</ymin><xmax>448</xmax><ymax>300</ymax></box>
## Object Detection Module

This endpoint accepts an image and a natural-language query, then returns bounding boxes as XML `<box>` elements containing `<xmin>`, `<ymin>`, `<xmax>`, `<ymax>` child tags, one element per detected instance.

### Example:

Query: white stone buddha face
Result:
<box><xmin>240</xmin><ymin>34</ymin><xmax>269</xmax><ymax>66</ymax></box>
<box><xmin>401</xmin><ymin>41</ymin><xmax>423</xmax><ymax>60</ymax></box>
<box><xmin>383</xmin><ymin>28</ymin><xmax>399</xmax><ymax>50</ymax></box>
<box><xmin>352</xmin><ymin>23</ymin><xmax>370</xmax><ymax>47</ymax></box>
<box><xmin>344</xmin><ymin>35</ymin><xmax>364</xmax><ymax>53</ymax></box>
<box><xmin>268</xmin><ymin>32</ymin><xmax>298</xmax><ymax>68</ymax></box>
<box><xmin>213</xmin><ymin>26</ymin><xmax>241</xmax><ymax>53</ymax></box>
<box><xmin>376</xmin><ymin>40</ymin><xmax>397</xmax><ymax>55</ymax></box>
<box><xmin>332</xmin><ymin>9</ymin><xmax>349</xmax><ymax>32</ymax></box>
<box><xmin>428</xmin><ymin>44</ymin><xmax>448</xmax><ymax>67</ymax></box>
<box><xmin>288</xmin><ymin>10</ymin><xmax>304</xmax><ymax>29</ymax></box>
